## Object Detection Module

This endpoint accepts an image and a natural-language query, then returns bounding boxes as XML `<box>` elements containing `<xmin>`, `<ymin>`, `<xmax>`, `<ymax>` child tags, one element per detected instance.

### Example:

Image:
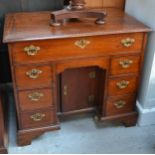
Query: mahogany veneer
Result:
<box><xmin>3</xmin><ymin>8</ymin><xmax>151</xmax><ymax>146</ymax></box>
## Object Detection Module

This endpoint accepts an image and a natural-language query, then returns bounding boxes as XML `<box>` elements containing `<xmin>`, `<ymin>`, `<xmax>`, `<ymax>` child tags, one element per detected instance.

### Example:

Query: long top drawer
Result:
<box><xmin>11</xmin><ymin>33</ymin><xmax>144</xmax><ymax>64</ymax></box>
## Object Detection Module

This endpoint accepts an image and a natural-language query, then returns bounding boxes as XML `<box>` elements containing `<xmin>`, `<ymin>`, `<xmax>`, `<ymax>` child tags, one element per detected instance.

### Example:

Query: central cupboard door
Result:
<box><xmin>60</xmin><ymin>67</ymin><xmax>105</xmax><ymax>113</ymax></box>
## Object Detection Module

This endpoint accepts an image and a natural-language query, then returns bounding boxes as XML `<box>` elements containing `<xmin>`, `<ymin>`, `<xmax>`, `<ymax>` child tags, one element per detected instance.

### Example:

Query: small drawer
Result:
<box><xmin>20</xmin><ymin>109</ymin><xmax>58</xmax><ymax>129</ymax></box>
<box><xmin>18</xmin><ymin>89</ymin><xmax>53</xmax><ymax>111</ymax></box>
<box><xmin>12</xmin><ymin>33</ymin><xmax>143</xmax><ymax>64</ymax></box>
<box><xmin>108</xmin><ymin>76</ymin><xmax>138</xmax><ymax>96</ymax></box>
<box><xmin>15</xmin><ymin>65</ymin><xmax>52</xmax><ymax>89</ymax></box>
<box><xmin>110</xmin><ymin>55</ymin><xmax>141</xmax><ymax>75</ymax></box>
<box><xmin>105</xmin><ymin>95</ymin><xmax>136</xmax><ymax>116</ymax></box>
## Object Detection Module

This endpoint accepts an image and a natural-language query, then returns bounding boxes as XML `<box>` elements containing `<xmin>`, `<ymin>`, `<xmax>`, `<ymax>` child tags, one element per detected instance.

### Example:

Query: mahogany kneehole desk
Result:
<box><xmin>3</xmin><ymin>8</ymin><xmax>150</xmax><ymax>146</ymax></box>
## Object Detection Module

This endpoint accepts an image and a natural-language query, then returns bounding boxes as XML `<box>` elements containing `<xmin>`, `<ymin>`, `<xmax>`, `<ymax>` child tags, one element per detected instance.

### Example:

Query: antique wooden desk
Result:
<box><xmin>3</xmin><ymin>8</ymin><xmax>150</xmax><ymax>146</ymax></box>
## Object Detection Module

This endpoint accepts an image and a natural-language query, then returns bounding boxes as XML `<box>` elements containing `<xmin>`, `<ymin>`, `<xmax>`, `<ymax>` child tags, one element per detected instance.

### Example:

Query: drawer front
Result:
<box><xmin>12</xmin><ymin>33</ymin><xmax>143</xmax><ymax>64</ymax></box>
<box><xmin>105</xmin><ymin>95</ymin><xmax>136</xmax><ymax>116</ymax></box>
<box><xmin>20</xmin><ymin>109</ymin><xmax>57</xmax><ymax>129</ymax></box>
<box><xmin>110</xmin><ymin>55</ymin><xmax>141</xmax><ymax>75</ymax></box>
<box><xmin>18</xmin><ymin>89</ymin><xmax>53</xmax><ymax>111</ymax></box>
<box><xmin>108</xmin><ymin>76</ymin><xmax>138</xmax><ymax>96</ymax></box>
<box><xmin>15</xmin><ymin>65</ymin><xmax>52</xmax><ymax>89</ymax></box>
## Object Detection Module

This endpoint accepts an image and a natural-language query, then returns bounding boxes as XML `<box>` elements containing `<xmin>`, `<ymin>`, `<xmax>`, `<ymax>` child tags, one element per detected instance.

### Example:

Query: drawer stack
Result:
<box><xmin>105</xmin><ymin>36</ymin><xmax>143</xmax><ymax>117</ymax></box>
<box><xmin>12</xmin><ymin>49</ymin><xmax>59</xmax><ymax>130</ymax></box>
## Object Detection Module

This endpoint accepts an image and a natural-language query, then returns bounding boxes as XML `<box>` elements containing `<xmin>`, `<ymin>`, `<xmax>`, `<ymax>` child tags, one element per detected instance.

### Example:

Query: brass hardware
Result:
<box><xmin>116</xmin><ymin>80</ymin><xmax>130</xmax><ymax>89</ymax></box>
<box><xmin>121</xmin><ymin>38</ymin><xmax>135</xmax><ymax>47</ymax></box>
<box><xmin>75</xmin><ymin>39</ymin><xmax>90</xmax><ymax>49</ymax></box>
<box><xmin>88</xmin><ymin>95</ymin><xmax>95</xmax><ymax>103</ymax></box>
<box><xmin>30</xmin><ymin>113</ymin><xmax>45</xmax><ymax>122</ymax></box>
<box><xmin>89</xmin><ymin>71</ymin><xmax>96</xmax><ymax>79</ymax></box>
<box><xmin>119</xmin><ymin>59</ymin><xmax>133</xmax><ymax>68</ymax></box>
<box><xmin>63</xmin><ymin>85</ymin><xmax>68</xmax><ymax>96</ymax></box>
<box><xmin>114</xmin><ymin>100</ymin><xmax>126</xmax><ymax>109</ymax></box>
<box><xmin>24</xmin><ymin>45</ymin><xmax>40</xmax><ymax>56</ymax></box>
<box><xmin>28</xmin><ymin>92</ymin><xmax>44</xmax><ymax>102</ymax></box>
<box><xmin>26</xmin><ymin>69</ymin><xmax>43</xmax><ymax>79</ymax></box>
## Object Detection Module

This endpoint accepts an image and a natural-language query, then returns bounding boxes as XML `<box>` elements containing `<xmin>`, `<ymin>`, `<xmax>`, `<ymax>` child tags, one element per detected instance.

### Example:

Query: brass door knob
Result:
<box><xmin>28</xmin><ymin>92</ymin><xmax>44</xmax><ymax>102</ymax></box>
<box><xmin>30</xmin><ymin>113</ymin><xmax>45</xmax><ymax>122</ymax></box>
<box><xmin>26</xmin><ymin>69</ymin><xmax>43</xmax><ymax>79</ymax></box>
<box><xmin>63</xmin><ymin>85</ymin><xmax>68</xmax><ymax>96</ymax></box>
<box><xmin>119</xmin><ymin>59</ymin><xmax>133</xmax><ymax>68</ymax></box>
<box><xmin>121</xmin><ymin>38</ymin><xmax>135</xmax><ymax>47</ymax></box>
<box><xmin>116</xmin><ymin>80</ymin><xmax>130</xmax><ymax>89</ymax></box>
<box><xmin>114</xmin><ymin>100</ymin><xmax>126</xmax><ymax>109</ymax></box>
<box><xmin>24</xmin><ymin>45</ymin><xmax>40</xmax><ymax>56</ymax></box>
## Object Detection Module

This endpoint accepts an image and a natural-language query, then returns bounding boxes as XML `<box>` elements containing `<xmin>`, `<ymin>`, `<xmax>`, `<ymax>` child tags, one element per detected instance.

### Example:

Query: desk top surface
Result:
<box><xmin>3</xmin><ymin>8</ymin><xmax>151</xmax><ymax>43</ymax></box>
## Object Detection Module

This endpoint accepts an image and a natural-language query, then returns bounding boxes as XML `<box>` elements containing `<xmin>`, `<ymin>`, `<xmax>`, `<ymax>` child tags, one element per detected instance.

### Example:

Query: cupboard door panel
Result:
<box><xmin>60</xmin><ymin>67</ymin><xmax>105</xmax><ymax>113</ymax></box>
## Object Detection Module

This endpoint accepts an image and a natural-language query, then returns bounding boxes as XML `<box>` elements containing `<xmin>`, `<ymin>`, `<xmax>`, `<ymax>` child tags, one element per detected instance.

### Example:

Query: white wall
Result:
<box><xmin>126</xmin><ymin>0</ymin><xmax>155</xmax><ymax>126</ymax></box>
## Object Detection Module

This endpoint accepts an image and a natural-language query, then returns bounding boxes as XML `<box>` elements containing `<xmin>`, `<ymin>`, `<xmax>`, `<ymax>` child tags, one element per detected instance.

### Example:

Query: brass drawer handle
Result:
<box><xmin>121</xmin><ymin>38</ymin><xmax>135</xmax><ymax>47</ymax></box>
<box><xmin>114</xmin><ymin>100</ymin><xmax>126</xmax><ymax>109</ymax></box>
<box><xmin>75</xmin><ymin>39</ymin><xmax>90</xmax><ymax>49</ymax></box>
<box><xmin>30</xmin><ymin>113</ymin><xmax>45</xmax><ymax>122</ymax></box>
<box><xmin>24</xmin><ymin>45</ymin><xmax>40</xmax><ymax>56</ymax></box>
<box><xmin>28</xmin><ymin>92</ymin><xmax>44</xmax><ymax>102</ymax></box>
<box><xmin>116</xmin><ymin>80</ymin><xmax>130</xmax><ymax>89</ymax></box>
<box><xmin>119</xmin><ymin>59</ymin><xmax>133</xmax><ymax>68</ymax></box>
<box><xmin>26</xmin><ymin>69</ymin><xmax>43</xmax><ymax>79</ymax></box>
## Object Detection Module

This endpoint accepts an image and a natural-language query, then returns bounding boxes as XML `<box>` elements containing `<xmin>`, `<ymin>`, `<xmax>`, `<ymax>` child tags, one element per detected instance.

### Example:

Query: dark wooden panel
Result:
<box><xmin>0</xmin><ymin>48</ymin><xmax>11</xmax><ymax>83</ymax></box>
<box><xmin>0</xmin><ymin>87</ymin><xmax>8</xmax><ymax>153</ymax></box>
<box><xmin>60</xmin><ymin>67</ymin><xmax>105</xmax><ymax>113</ymax></box>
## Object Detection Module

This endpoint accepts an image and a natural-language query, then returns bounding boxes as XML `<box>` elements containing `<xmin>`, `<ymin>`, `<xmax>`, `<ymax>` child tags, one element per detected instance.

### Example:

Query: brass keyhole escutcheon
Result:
<box><xmin>75</xmin><ymin>39</ymin><xmax>90</xmax><ymax>49</ymax></box>
<box><xmin>63</xmin><ymin>85</ymin><xmax>68</xmax><ymax>96</ymax></box>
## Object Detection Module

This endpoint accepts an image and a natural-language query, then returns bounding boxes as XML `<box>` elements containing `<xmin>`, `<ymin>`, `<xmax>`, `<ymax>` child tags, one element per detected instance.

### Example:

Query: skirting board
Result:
<box><xmin>137</xmin><ymin>101</ymin><xmax>155</xmax><ymax>126</ymax></box>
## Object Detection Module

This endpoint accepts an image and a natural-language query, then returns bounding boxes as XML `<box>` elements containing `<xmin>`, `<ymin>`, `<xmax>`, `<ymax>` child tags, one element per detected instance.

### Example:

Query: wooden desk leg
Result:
<box><xmin>97</xmin><ymin>112</ymin><xmax>138</xmax><ymax>127</ymax></box>
<box><xmin>17</xmin><ymin>125</ymin><xmax>60</xmax><ymax>146</ymax></box>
